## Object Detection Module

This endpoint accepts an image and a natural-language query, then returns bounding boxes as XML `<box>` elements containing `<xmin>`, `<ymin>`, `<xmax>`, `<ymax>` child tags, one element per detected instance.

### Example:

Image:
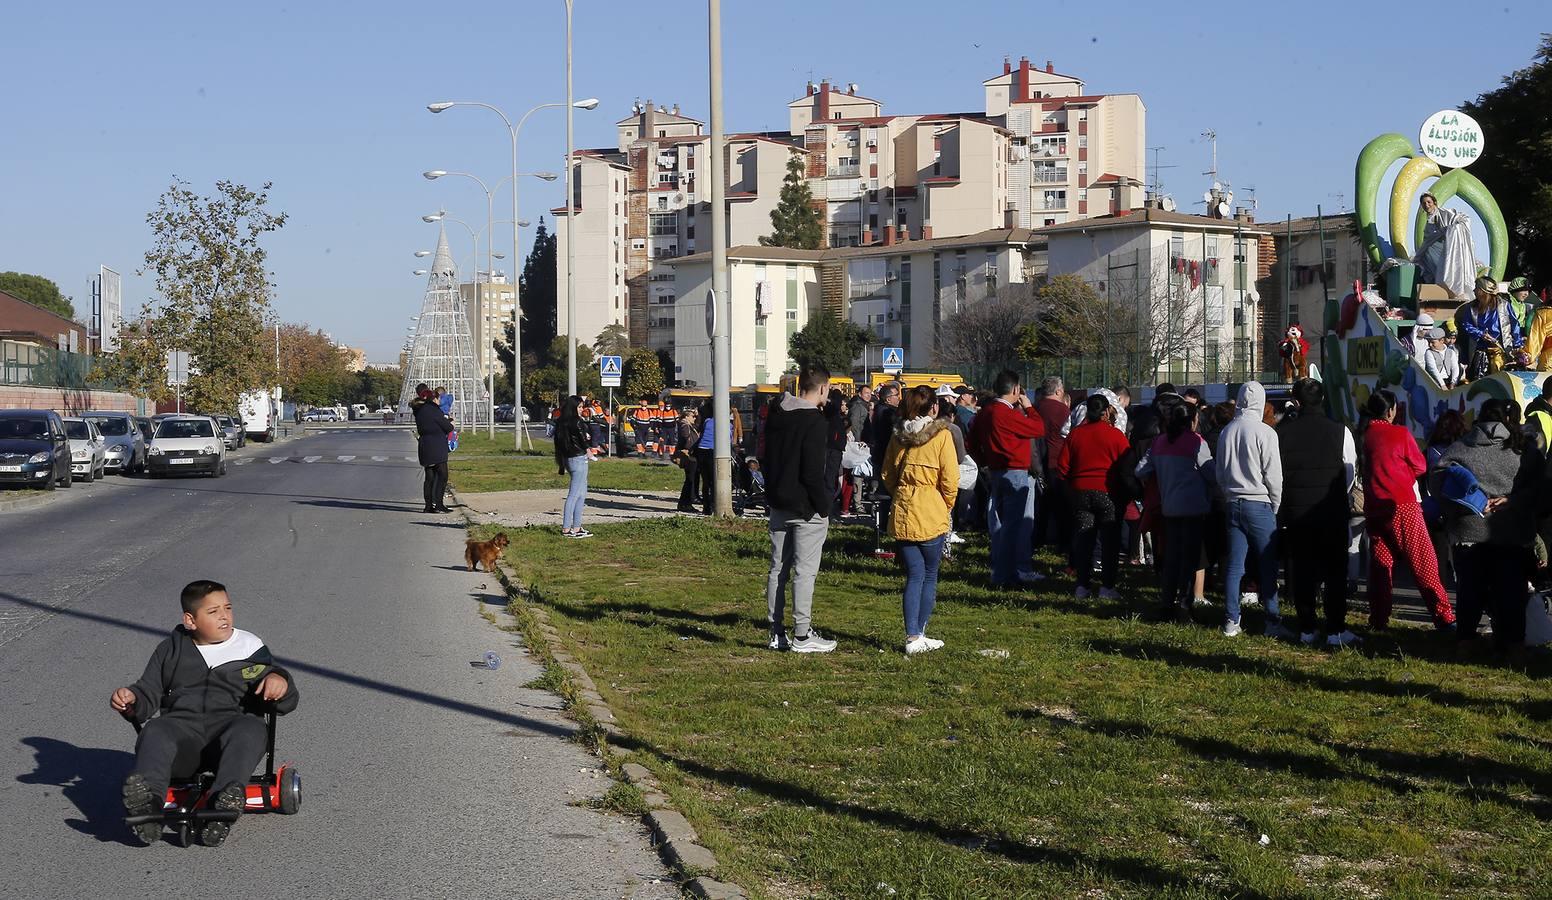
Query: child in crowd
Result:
<box><xmin>111</xmin><ymin>580</ymin><xmax>299</xmax><ymax>847</ymax></box>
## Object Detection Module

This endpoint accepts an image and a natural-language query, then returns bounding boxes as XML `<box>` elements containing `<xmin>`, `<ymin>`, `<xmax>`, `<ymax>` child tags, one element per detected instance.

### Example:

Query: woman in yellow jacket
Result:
<box><xmin>881</xmin><ymin>384</ymin><xmax>960</xmax><ymax>655</ymax></box>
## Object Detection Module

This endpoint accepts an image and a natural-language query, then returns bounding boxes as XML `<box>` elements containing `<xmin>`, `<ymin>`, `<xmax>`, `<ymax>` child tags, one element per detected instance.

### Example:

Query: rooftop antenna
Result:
<box><xmin>1327</xmin><ymin>191</ymin><xmax>1347</xmax><ymax>212</ymax></box>
<box><xmin>1201</xmin><ymin>129</ymin><xmax>1218</xmax><ymax>184</ymax></box>
<box><xmin>1147</xmin><ymin>145</ymin><xmax>1178</xmax><ymax>197</ymax></box>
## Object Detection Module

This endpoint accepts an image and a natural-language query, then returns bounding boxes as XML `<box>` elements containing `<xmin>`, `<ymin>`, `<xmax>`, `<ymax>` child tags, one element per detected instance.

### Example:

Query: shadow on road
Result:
<box><xmin>291</xmin><ymin>498</ymin><xmax>426</xmax><ymax>513</ymax></box>
<box><xmin>16</xmin><ymin>737</ymin><xmax>138</xmax><ymax>845</ymax></box>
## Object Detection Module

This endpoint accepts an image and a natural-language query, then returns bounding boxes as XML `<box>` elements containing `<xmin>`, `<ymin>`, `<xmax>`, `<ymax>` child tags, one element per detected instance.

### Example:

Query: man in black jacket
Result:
<box><xmin>761</xmin><ymin>365</ymin><xmax>837</xmax><ymax>653</ymax></box>
<box><xmin>1276</xmin><ymin>378</ymin><xmax>1359</xmax><ymax>647</ymax></box>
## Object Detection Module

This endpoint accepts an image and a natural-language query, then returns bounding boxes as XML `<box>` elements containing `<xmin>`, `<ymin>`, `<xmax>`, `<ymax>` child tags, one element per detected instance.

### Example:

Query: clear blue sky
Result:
<box><xmin>0</xmin><ymin>1</ymin><xmax>1542</xmax><ymax>362</ymax></box>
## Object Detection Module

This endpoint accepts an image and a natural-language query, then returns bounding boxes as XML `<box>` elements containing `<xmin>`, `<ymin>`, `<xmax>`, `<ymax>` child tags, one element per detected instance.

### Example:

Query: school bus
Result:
<box><xmin>868</xmin><ymin>371</ymin><xmax>966</xmax><ymax>391</ymax></box>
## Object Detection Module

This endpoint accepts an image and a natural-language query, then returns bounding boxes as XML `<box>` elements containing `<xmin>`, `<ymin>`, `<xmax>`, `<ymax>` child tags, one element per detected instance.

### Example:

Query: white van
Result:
<box><xmin>349</xmin><ymin>404</ymin><xmax>369</xmax><ymax>421</ymax></box>
<box><xmin>239</xmin><ymin>389</ymin><xmax>279</xmax><ymax>442</ymax></box>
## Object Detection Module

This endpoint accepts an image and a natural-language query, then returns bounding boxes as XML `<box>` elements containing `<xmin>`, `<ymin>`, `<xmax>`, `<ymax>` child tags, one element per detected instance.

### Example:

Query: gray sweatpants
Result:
<box><xmin>767</xmin><ymin>507</ymin><xmax>830</xmax><ymax>637</ymax></box>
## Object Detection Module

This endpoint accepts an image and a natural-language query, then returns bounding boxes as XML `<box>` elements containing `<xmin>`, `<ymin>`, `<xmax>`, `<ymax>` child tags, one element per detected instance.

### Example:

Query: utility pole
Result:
<box><xmin>708</xmin><ymin>0</ymin><xmax>733</xmax><ymax>517</ymax></box>
<box><xmin>564</xmin><ymin>0</ymin><xmax>578</xmax><ymax>397</ymax></box>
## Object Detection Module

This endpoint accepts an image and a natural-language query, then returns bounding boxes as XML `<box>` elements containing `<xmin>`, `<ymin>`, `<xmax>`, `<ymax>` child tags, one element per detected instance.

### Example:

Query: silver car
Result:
<box><xmin>83</xmin><ymin>411</ymin><xmax>146</xmax><ymax>474</ymax></box>
<box><xmin>62</xmin><ymin>417</ymin><xmax>108</xmax><ymax>482</ymax></box>
<box><xmin>215</xmin><ymin>414</ymin><xmax>245</xmax><ymax>450</ymax></box>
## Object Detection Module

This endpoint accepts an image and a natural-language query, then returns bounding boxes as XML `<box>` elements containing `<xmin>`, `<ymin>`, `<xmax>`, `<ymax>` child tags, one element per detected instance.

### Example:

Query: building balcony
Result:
<box><xmin>828</xmin><ymin>164</ymin><xmax>861</xmax><ymax>178</ymax></box>
<box><xmin>1033</xmin><ymin>169</ymin><xmax>1069</xmax><ymax>183</ymax></box>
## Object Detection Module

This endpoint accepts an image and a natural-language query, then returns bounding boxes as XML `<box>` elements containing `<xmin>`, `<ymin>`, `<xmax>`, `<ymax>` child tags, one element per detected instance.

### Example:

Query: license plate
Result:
<box><xmin>169</xmin><ymin>458</ymin><xmax>195</xmax><ymax>465</ymax></box>
<box><xmin>0</xmin><ymin>465</ymin><xmax>21</xmax><ymax>473</ymax></box>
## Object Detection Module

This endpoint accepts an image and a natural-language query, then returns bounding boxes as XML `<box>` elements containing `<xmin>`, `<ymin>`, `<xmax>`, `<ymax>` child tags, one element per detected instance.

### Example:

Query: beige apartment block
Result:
<box><xmin>459</xmin><ymin>279</ymin><xmax>515</xmax><ymax>379</ymax></box>
<box><xmin>553</xmin><ymin>153</ymin><xmax>631</xmax><ymax>351</ymax></box>
<box><xmin>985</xmin><ymin>57</ymin><xmax>1146</xmax><ymax>227</ymax></box>
<box><xmin>1254</xmin><ymin>214</ymin><xmax>1363</xmax><ymax>366</ymax></box>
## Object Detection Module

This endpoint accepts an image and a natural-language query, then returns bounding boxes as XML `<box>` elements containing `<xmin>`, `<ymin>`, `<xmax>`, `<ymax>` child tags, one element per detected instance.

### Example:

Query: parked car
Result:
<box><xmin>62</xmin><ymin>417</ymin><xmax>108</xmax><ymax>482</ymax></box>
<box><xmin>146</xmin><ymin>415</ymin><xmax>227</xmax><ymax>478</ymax></box>
<box><xmin>349</xmin><ymin>403</ymin><xmax>370</xmax><ymax>420</ymax></box>
<box><xmin>303</xmin><ymin>408</ymin><xmax>340</xmax><ymax>422</ymax></box>
<box><xmin>135</xmin><ymin>416</ymin><xmax>154</xmax><ymax>445</ymax></box>
<box><xmin>214</xmin><ymin>414</ymin><xmax>246</xmax><ymax>450</ymax></box>
<box><xmin>494</xmin><ymin>405</ymin><xmax>531</xmax><ymax>423</ymax></box>
<box><xmin>83</xmin><ymin>411</ymin><xmax>146</xmax><ymax>475</ymax></box>
<box><xmin>0</xmin><ymin>409</ymin><xmax>72</xmax><ymax>490</ymax></box>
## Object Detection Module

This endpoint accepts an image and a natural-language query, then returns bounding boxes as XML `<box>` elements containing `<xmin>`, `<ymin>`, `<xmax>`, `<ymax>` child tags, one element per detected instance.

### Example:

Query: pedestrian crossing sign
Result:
<box><xmin>600</xmin><ymin>355</ymin><xmax>623</xmax><ymax>387</ymax></box>
<box><xmin>881</xmin><ymin>347</ymin><xmax>904</xmax><ymax>374</ymax></box>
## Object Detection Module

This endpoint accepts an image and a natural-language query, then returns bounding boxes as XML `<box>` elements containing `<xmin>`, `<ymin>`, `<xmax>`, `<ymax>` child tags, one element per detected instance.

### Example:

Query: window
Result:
<box><xmin>649</xmin><ymin>213</ymin><xmax>677</xmax><ymax>236</ymax></box>
<box><xmin>657</xmin><ymin>196</ymin><xmax>668</xmax><ymax>210</ymax></box>
<box><xmin>787</xmin><ymin>309</ymin><xmax>798</xmax><ymax>319</ymax></box>
<box><xmin>657</xmin><ymin>172</ymin><xmax>678</xmax><ymax>186</ymax></box>
<box><xmin>985</xmin><ymin>251</ymin><xmax>999</xmax><ymax>292</ymax></box>
<box><xmin>1234</xmin><ymin>239</ymin><xmax>1249</xmax><ymax>291</ymax></box>
<box><xmin>1041</xmin><ymin>190</ymin><xmax>1066</xmax><ymax>210</ymax></box>
<box><xmin>654</xmin><ymin>293</ymin><xmax>676</xmax><ymax>305</ymax></box>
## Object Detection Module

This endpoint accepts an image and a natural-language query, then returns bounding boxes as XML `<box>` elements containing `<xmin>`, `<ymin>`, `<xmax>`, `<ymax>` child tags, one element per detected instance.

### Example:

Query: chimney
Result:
<box><xmin>1003</xmin><ymin>56</ymin><xmax>1012</xmax><ymax>76</ymax></box>
<box><xmin>883</xmin><ymin>224</ymin><xmax>896</xmax><ymax>247</ymax></box>
<box><xmin>643</xmin><ymin>99</ymin><xmax>656</xmax><ymax>137</ymax></box>
<box><xmin>897</xmin><ymin>224</ymin><xmax>908</xmax><ymax>243</ymax></box>
<box><xmin>671</xmin><ymin>103</ymin><xmax>679</xmax><ymax>116</ymax></box>
<box><xmin>1017</xmin><ymin>57</ymin><xmax>1031</xmax><ymax>101</ymax></box>
<box><xmin>862</xmin><ymin>227</ymin><xmax>872</xmax><ymax>244</ymax></box>
<box><xmin>921</xmin><ymin>224</ymin><xmax>933</xmax><ymax>240</ymax></box>
<box><xmin>1045</xmin><ymin>60</ymin><xmax>1054</xmax><ymax>73</ymax></box>
<box><xmin>818</xmin><ymin>80</ymin><xmax>831</xmax><ymax>121</ymax></box>
<box><xmin>806</xmin><ymin>81</ymin><xmax>816</xmax><ymax>97</ymax></box>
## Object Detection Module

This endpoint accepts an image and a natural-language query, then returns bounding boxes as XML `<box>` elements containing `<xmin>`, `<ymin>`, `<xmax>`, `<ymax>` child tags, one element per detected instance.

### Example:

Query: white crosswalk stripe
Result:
<box><xmin>404</xmin><ymin>456</ymin><xmax>416</xmax><ymax>462</ymax></box>
<box><xmin>269</xmin><ymin>457</ymin><xmax>286</xmax><ymax>464</ymax></box>
<box><xmin>371</xmin><ymin>456</ymin><xmax>388</xmax><ymax>461</ymax></box>
<box><xmin>303</xmin><ymin>455</ymin><xmax>322</xmax><ymax>463</ymax></box>
<box><xmin>337</xmin><ymin>455</ymin><xmax>355</xmax><ymax>462</ymax></box>
<box><xmin>232</xmin><ymin>458</ymin><xmax>252</xmax><ymax>465</ymax></box>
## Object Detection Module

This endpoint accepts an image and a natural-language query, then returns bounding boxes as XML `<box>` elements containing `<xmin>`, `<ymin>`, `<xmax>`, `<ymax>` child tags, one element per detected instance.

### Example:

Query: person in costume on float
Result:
<box><xmin>1413</xmin><ymin>192</ymin><xmax>1478</xmax><ymax>300</ymax></box>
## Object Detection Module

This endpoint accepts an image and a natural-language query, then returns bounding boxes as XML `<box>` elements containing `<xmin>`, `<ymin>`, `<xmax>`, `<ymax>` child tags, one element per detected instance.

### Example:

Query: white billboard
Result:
<box><xmin>98</xmin><ymin>266</ymin><xmax>122</xmax><ymax>352</ymax></box>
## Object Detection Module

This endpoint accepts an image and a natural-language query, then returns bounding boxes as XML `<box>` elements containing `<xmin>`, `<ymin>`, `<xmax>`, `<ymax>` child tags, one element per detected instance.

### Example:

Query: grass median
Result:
<box><xmin>498</xmin><ymin>516</ymin><xmax>1552</xmax><ymax>898</ymax></box>
<box><xmin>448</xmin><ymin>432</ymin><xmax>684</xmax><ymax>493</ymax></box>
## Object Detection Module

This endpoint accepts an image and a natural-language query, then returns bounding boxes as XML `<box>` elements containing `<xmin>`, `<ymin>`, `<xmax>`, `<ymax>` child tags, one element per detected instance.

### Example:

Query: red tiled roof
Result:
<box><xmin>1089</xmin><ymin>172</ymin><xmax>1122</xmax><ymax>185</ymax></box>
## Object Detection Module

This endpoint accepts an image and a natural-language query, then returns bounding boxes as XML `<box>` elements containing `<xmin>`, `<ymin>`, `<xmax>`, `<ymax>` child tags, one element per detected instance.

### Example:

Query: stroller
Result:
<box><xmin>732</xmin><ymin>449</ymin><xmax>767</xmax><ymax>517</ymax></box>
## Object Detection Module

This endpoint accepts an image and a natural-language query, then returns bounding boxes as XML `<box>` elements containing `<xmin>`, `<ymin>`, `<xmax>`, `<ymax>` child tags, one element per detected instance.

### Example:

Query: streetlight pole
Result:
<box><xmin>428</xmin><ymin>99</ymin><xmax>594</xmax><ymax>449</ymax></box>
<box><xmin>708</xmin><ymin>0</ymin><xmax>733</xmax><ymax>517</ymax></box>
<box><xmin>564</xmin><ymin>0</ymin><xmax>578</xmax><ymax>398</ymax></box>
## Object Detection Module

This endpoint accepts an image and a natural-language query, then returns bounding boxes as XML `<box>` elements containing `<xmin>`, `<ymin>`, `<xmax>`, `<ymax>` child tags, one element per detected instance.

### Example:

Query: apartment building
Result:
<box><xmin>1255</xmin><ymin>213</ymin><xmax>1363</xmax><ymax>365</ymax></box>
<box><xmin>559</xmin><ymin>55</ymin><xmax>1146</xmax><ymax>369</ymax></box>
<box><xmin>1041</xmin><ymin>207</ymin><xmax>1271</xmax><ymax>380</ymax></box>
<box><xmin>668</xmin><ymin>228</ymin><xmax>1039</xmax><ymax>386</ymax></box>
<box><xmin>459</xmin><ymin>277</ymin><xmax>516</xmax><ymax>379</ymax></box>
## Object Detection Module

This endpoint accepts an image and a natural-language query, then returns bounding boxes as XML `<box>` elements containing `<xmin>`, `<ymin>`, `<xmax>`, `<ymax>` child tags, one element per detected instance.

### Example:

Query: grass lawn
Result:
<box><xmin>449</xmin><ymin>431</ymin><xmax>684</xmax><ymax>493</ymax></box>
<box><xmin>495</xmin><ymin>516</ymin><xmax>1552</xmax><ymax>898</ymax></box>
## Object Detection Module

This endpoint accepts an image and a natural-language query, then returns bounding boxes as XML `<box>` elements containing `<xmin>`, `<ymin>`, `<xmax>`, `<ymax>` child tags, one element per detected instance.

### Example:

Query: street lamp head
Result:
<box><xmin>492</xmin><ymin>252</ymin><xmax>506</xmax><ymax>260</ymax></box>
<box><xmin>427</xmin><ymin>101</ymin><xmax>455</xmax><ymax>113</ymax></box>
<box><xmin>421</xmin><ymin>213</ymin><xmax>443</xmax><ymax>223</ymax></box>
<box><xmin>516</xmin><ymin>219</ymin><xmax>532</xmax><ymax>228</ymax></box>
<box><xmin>533</xmin><ymin>171</ymin><xmax>559</xmax><ymax>182</ymax></box>
<box><xmin>574</xmin><ymin>98</ymin><xmax>601</xmax><ymax>110</ymax></box>
<box><xmin>414</xmin><ymin>250</ymin><xmax>432</xmax><ymax>258</ymax></box>
<box><xmin>413</xmin><ymin>270</ymin><xmax>428</xmax><ymax>276</ymax></box>
<box><xmin>422</xmin><ymin>170</ymin><xmax>446</xmax><ymax>180</ymax></box>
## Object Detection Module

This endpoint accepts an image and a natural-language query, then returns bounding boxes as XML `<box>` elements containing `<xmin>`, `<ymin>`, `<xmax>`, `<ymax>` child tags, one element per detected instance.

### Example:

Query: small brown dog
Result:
<box><xmin>464</xmin><ymin>533</ymin><xmax>510</xmax><ymax>572</ymax></box>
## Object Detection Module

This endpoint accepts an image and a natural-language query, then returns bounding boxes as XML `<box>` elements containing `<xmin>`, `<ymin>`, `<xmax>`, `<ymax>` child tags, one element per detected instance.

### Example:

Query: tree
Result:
<box><xmin>788</xmin><ymin>313</ymin><xmax>874</xmax><ymax>372</ymax></box>
<box><xmin>276</xmin><ymin>323</ymin><xmax>350</xmax><ymax>405</ymax></box>
<box><xmin>0</xmin><ymin>272</ymin><xmax>73</xmax><ymax>320</ymax></box>
<box><xmin>622</xmin><ymin>347</ymin><xmax>664</xmax><ymax>399</ymax></box>
<box><xmin>520</xmin><ymin>217</ymin><xmax>558</xmax><ymax>358</ymax></box>
<box><xmin>98</xmin><ymin>180</ymin><xmax>286</xmax><ymax>411</ymax></box>
<box><xmin>760</xmin><ymin>153</ymin><xmax>824</xmax><ymax>249</ymax></box>
<box><xmin>1463</xmin><ymin>35</ymin><xmax>1552</xmax><ymax>287</ymax></box>
<box><xmin>936</xmin><ymin>284</ymin><xmax>1039</xmax><ymax>367</ymax></box>
<box><xmin>593</xmin><ymin>322</ymin><xmax>630</xmax><ymax>358</ymax></box>
<box><xmin>522</xmin><ymin>334</ymin><xmax>602</xmax><ymax>406</ymax></box>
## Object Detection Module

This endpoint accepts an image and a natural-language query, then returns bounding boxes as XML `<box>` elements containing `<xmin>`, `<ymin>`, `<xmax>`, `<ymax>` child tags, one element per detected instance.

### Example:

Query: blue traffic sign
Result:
<box><xmin>881</xmin><ymin>347</ymin><xmax>905</xmax><ymax>373</ymax></box>
<box><xmin>599</xmin><ymin>355</ymin><xmax>623</xmax><ymax>387</ymax></box>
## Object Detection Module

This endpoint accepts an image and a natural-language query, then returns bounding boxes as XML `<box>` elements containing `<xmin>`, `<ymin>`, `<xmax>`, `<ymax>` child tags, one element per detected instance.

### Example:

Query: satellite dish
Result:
<box><xmin>1211</xmin><ymin>181</ymin><xmax>1222</xmax><ymax>193</ymax></box>
<box><xmin>1202</xmin><ymin>191</ymin><xmax>1213</xmax><ymax>204</ymax></box>
<box><xmin>1216</xmin><ymin>201</ymin><xmax>1231</xmax><ymax>218</ymax></box>
<box><xmin>1225</xmin><ymin>191</ymin><xmax>1234</xmax><ymax>205</ymax></box>
<box><xmin>674</xmin><ymin>193</ymin><xmax>685</xmax><ymax>204</ymax></box>
<box><xmin>1162</xmin><ymin>196</ymin><xmax>1177</xmax><ymax>212</ymax></box>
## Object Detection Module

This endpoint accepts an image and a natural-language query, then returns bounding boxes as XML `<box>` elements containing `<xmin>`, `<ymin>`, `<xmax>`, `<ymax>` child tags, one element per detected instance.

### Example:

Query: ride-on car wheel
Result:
<box><xmin>278</xmin><ymin>766</ymin><xmax>301</xmax><ymax>814</ymax></box>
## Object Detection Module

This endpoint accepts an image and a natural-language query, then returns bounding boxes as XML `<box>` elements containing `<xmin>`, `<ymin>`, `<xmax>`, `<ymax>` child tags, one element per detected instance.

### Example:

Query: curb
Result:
<box><xmin>449</xmin><ymin>487</ymin><xmax>747</xmax><ymax>900</ymax></box>
<box><xmin>0</xmin><ymin>490</ymin><xmax>61</xmax><ymax>513</ymax></box>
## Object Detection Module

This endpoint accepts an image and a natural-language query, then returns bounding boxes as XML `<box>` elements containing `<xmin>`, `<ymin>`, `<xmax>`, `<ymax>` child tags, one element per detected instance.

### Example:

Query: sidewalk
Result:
<box><xmin>458</xmin><ymin>487</ymin><xmax>685</xmax><ymax>528</ymax></box>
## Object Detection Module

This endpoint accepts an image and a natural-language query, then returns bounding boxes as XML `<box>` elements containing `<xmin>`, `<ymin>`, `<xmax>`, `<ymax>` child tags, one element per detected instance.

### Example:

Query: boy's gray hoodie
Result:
<box><xmin>1214</xmin><ymin>381</ymin><xmax>1282</xmax><ymax>512</ymax></box>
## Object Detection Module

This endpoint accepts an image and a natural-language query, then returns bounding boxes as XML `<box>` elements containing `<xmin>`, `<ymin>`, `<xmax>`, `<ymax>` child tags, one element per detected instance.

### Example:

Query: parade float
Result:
<box><xmin>1323</xmin><ymin>109</ymin><xmax>1538</xmax><ymax>440</ymax></box>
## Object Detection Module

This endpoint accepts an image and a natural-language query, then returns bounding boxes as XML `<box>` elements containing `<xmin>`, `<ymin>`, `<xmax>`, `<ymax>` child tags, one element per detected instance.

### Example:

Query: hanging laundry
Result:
<box><xmin>1189</xmin><ymin>260</ymin><xmax>1201</xmax><ymax>290</ymax></box>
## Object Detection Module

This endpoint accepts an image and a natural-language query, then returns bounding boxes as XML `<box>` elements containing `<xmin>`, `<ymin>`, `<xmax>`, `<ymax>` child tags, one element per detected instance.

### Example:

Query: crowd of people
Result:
<box><xmin>754</xmin><ymin>365</ymin><xmax>1552</xmax><ymax>659</ymax></box>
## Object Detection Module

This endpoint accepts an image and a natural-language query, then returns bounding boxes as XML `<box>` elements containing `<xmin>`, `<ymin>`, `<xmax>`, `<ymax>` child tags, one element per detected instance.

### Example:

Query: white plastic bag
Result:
<box><xmin>957</xmin><ymin>456</ymin><xmax>979</xmax><ymax>491</ymax></box>
<box><xmin>841</xmin><ymin>439</ymin><xmax>872</xmax><ymax>473</ymax></box>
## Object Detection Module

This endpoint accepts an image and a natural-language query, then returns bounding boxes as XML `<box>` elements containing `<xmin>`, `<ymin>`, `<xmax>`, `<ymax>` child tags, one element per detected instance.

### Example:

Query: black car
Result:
<box><xmin>0</xmin><ymin>409</ymin><xmax>72</xmax><ymax>490</ymax></box>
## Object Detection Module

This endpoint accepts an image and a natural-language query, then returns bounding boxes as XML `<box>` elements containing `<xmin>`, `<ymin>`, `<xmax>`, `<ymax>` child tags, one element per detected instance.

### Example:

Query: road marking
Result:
<box><xmin>269</xmin><ymin>457</ymin><xmax>286</xmax><ymax>464</ymax></box>
<box><xmin>232</xmin><ymin>458</ymin><xmax>252</xmax><ymax>465</ymax></box>
<box><xmin>371</xmin><ymin>455</ymin><xmax>388</xmax><ymax>461</ymax></box>
<box><xmin>303</xmin><ymin>455</ymin><xmax>322</xmax><ymax>463</ymax></box>
<box><xmin>337</xmin><ymin>455</ymin><xmax>355</xmax><ymax>462</ymax></box>
<box><xmin>404</xmin><ymin>455</ymin><xmax>416</xmax><ymax>461</ymax></box>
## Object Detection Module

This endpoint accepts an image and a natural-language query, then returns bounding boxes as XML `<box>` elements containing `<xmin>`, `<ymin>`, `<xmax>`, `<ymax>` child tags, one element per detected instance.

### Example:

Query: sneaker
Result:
<box><xmin>1326</xmin><ymin>629</ymin><xmax>1361</xmax><ymax>648</ymax></box>
<box><xmin>947</xmin><ymin>532</ymin><xmax>966</xmax><ymax>545</ymax></box>
<box><xmin>1221</xmin><ymin>620</ymin><xmax>1243</xmax><ymax>638</ymax></box>
<box><xmin>1299</xmin><ymin>631</ymin><xmax>1319</xmax><ymax>647</ymax></box>
<box><xmin>920</xmin><ymin>635</ymin><xmax>945</xmax><ymax>650</ymax></box>
<box><xmin>121</xmin><ymin>773</ymin><xmax>163</xmax><ymax>846</ymax></box>
<box><xmin>200</xmin><ymin>782</ymin><xmax>246</xmax><ymax>847</ymax></box>
<box><xmin>1240</xmin><ymin>592</ymin><xmax>1261</xmax><ymax>608</ymax></box>
<box><xmin>572</xmin><ymin>529</ymin><xmax>594</xmax><ymax>539</ymax></box>
<box><xmin>767</xmin><ymin>630</ymin><xmax>790</xmax><ymax>651</ymax></box>
<box><xmin>1075</xmin><ymin>585</ymin><xmax>1093</xmax><ymax>599</ymax></box>
<box><xmin>1192</xmin><ymin>596</ymin><xmax>1212</xmax><ymax>608</ymax></box>
<box><xmin>905</xmin><ymin>637</ymin><xmax>932</xmax><ymax>655</ymax></box>
<box><xmin>1017</xmin><ymin>571</ymin><xmax>1047</xmax><ymax>584</ymax></box>
<box><xmin>789</xmin><ymin>630</ymin><xmax>837</xmax><ymax>653</ymax></box>
<box><xmin>1264</xmin><ymin>620</ymin><xmax>1297</xmax><ymax>641</ymax></box>
<box><xmin>1097</xmin><ymin>587</ymin><xmax>1121</xmax><ymax>601</ymax></box>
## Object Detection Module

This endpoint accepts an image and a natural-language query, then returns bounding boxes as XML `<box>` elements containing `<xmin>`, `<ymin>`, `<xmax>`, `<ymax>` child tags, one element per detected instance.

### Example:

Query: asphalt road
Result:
<box><xmin>0</xmin><ymin>427</ymin><xmax>676</xmax><ymax>899</ymax></box>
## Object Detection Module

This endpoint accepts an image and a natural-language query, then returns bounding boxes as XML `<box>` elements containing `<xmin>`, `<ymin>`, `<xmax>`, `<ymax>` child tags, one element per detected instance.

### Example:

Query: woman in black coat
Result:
<box><xmin>411</xmin><ymin>382</ymin><xmax>454</xmax><ymax>513</ymax></box>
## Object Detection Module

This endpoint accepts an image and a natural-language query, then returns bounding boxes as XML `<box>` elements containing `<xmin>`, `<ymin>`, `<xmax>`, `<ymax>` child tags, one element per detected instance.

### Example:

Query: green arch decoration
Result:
<box><xmin>1411</xmin><ymin>168</ymin><xmax>1509</xmax><ymax>281</ymax></box>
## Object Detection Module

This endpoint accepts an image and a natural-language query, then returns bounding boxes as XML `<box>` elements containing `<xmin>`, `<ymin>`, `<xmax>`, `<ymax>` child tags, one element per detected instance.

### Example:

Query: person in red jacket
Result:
<box><xmin>968</xmin><ymin>369</ymin><xmax>1047</xmax><ymax>587</ymax></box>
<box><xmin>1362</xmin><ymin>389</ymin><xmax>1456</xmax><ymax>630</ymax></box>
<box><xmin>1057</xmin><ymin>394</ymin><xmax>1132</xmax><ymax>599</ymax></box>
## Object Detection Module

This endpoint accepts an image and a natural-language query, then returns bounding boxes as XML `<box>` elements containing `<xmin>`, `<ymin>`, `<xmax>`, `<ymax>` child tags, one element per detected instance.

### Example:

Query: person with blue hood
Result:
<box><xmin>1214</xmin><ymin>381</ymin><xmax>1293</xmax><ymax>639</ymax></box>
<box><xmin>1429</xmin><ymin>399</ymin><xmax>1535</xmax><ymax>651</ymax></box>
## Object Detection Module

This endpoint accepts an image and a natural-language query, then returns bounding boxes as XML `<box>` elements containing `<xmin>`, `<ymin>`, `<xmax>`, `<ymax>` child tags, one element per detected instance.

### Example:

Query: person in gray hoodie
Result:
<box><xmin>760</xmin><ymin>365</ymin><xmax>837</xmax><ymax>653</ymax></box>
<box><xmin>1429</xmin><ymin>399</ymin><xmax>1534</xmax><ymax>649</ymax></box>
<box><xmin>1215</xmin><ymin>381</ymin><xmax>1293</xmax><ymax>638</ymax></box>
